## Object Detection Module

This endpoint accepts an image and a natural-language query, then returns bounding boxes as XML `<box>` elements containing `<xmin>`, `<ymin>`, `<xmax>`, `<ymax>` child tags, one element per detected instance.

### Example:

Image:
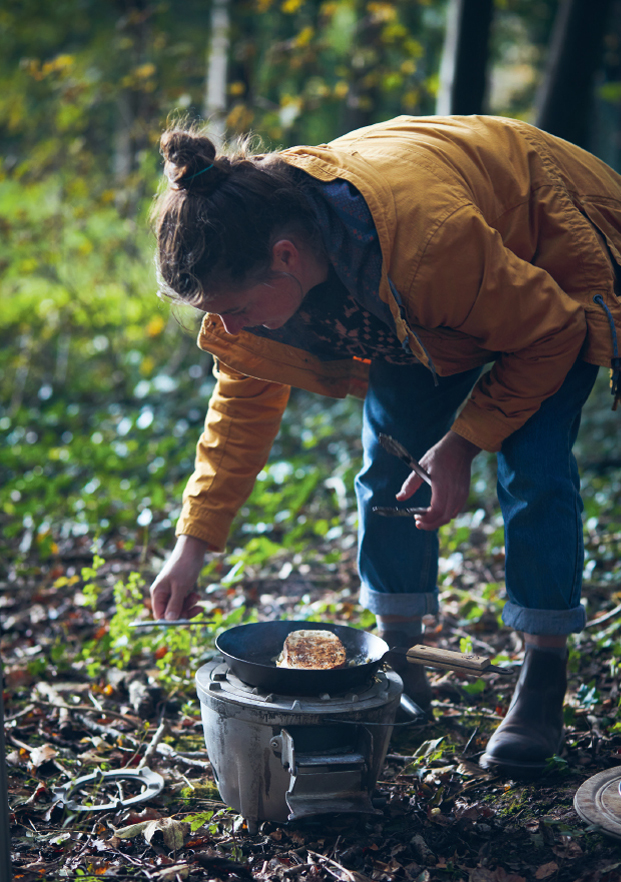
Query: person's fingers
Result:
<box><xmin>395</xmin><ymin>471</ymin><xmax>423</xmax><ymax>501</ymax></box>
<box><xmin>415</xmin><ymin>510</ymin><xmax>452</xmax><ymax>530</ymax></box>
<box><xmin>179</xmin><ymin>591</ymin><xmax>202</xmax><ymax>619</ymax></box>
<box><xmin>413</xmin><ymin>478</ymin><xmax>458</xmax><ymax>530</ymax></box>
<box><xmin>414</xmin><ymin>504</ymin><xmax>452</xmax><ymax>530</ymax></box>
<box><xmin>162</xmin><ymin>581</ymin><xmax>195</xmax><ymax>621</ymax></box>
<box><xmin>151</xmin><ymin>577</ymin><xmax>195</xmax><ymax>621</ymax></box>
<box><xmin>416</xmin><ymin>486</ymin><xmax>467</xmax><ymax>530</ymax></box>
<box><xmin>150</xmin><ymin>581</ymin><xmax>171</xmax><ymax>620</ymax></box>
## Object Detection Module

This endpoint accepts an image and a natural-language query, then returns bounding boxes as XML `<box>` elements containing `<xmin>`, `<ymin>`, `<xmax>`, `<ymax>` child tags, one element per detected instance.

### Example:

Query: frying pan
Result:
<box><xmin>215</xmin><ymin>620</ymin><xmax>508</xmax><ymax>695</ymax></box>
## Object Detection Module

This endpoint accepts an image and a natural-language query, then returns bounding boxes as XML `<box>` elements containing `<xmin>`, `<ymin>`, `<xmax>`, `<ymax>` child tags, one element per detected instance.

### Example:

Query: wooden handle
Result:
<box><xmin>406</xmin><ymin>644</ymin><xmax>492</xmax><ymax>673</ymax></box>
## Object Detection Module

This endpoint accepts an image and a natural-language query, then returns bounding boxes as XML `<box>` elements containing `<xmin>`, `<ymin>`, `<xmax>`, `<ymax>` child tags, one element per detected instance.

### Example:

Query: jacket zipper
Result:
<box><xmin>388</xmin><ymin>277</ymin><xmax>439</xmax><ymax>386</ymax></box>
<box><xmin>593</xmin><ymin>294</ymin><xmax>621</xmax><ymax>410</ymax></box>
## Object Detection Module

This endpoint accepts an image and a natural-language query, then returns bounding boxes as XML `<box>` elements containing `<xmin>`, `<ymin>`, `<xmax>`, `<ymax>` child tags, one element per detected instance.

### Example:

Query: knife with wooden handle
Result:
<box><xmin>402</xmin><ymin>644</ymin><xmax>510</xmax><ymax>675</ymax></box>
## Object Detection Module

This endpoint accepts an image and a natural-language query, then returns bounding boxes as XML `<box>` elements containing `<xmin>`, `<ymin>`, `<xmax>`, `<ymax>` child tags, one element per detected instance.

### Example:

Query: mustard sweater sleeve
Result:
<box><xmin>175</xmin><ymin>362</ymin><xmax>291</xmax><ymax>550</ymax></box>
<box><xmin>410</xmin><ymin>205</ymin><xmax>588</xmax><ymax>452</ymax></box>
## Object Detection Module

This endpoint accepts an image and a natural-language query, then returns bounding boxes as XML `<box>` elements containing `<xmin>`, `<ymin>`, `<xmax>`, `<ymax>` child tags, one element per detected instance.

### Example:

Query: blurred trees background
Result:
<box><xmin>2</xmin><ymin>0</ymin><xmax>621</xmax><ymax>580</ymax></box>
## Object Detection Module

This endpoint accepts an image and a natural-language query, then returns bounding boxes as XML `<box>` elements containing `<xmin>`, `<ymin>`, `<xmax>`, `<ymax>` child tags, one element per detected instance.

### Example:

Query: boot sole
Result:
<box><xmin>479</xmin><ymin>753</ymin><xmax>556</xmax><ymax>777</ymax></box>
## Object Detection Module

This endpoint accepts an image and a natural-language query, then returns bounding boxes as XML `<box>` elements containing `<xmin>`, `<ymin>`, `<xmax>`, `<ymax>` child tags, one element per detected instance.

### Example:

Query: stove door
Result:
<box><xmin>273</xmin><ymin>727</ymin><xmax>382</xmax><ymax>821</ymax></box>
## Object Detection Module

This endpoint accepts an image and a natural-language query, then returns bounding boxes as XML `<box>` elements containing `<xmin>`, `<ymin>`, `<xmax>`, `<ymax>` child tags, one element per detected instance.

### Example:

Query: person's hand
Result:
<box><xmin>396</xmin><ymin>430</ymin><xmax>481</xmax><ymax>530</ymax></box>
<box><xmin>149</xmin><ymin>534</ymin><xmax>209</xmax><ymax>620</ymax></box>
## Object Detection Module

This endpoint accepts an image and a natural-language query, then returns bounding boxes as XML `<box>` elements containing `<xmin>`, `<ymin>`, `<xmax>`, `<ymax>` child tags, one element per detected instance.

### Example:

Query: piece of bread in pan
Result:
<box><xmin>277</xmin><ymin>629</ymin><xmax>346</xmax><ymax>670</ymax></box>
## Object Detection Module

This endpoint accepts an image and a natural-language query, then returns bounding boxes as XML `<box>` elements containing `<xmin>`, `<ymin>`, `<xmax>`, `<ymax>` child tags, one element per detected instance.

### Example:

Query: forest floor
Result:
<box><xmin>4</xmin><ymin>523</ymin><xmax>621</xmax><ymax>882</ymax></box>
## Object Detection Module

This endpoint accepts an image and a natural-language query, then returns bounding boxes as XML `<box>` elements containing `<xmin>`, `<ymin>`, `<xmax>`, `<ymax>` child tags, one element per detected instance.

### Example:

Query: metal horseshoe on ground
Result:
<box><xmin>53</xmin><ymin>766</ymin><xmax>164</xmax><ymax>812</ymax></box>
<box><xmin>53</xmin><ymin>721</ymin><xmax>168</xmax><ymax>812</ymax></box>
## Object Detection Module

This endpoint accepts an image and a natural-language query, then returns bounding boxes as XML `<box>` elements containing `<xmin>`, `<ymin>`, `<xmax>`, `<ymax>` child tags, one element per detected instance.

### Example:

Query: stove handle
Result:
<box><xmin>270</xmin><ymin>731</ymin><xmax>296</xmax><ymax>773</ymax></box>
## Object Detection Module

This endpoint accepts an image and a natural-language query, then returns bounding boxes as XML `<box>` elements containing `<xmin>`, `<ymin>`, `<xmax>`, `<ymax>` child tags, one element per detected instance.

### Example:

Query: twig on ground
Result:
<box><xmin>8</xmin><ymin>734</ymin><xmax>34</xmax><ymax>752</ymax></box>
<box><xmin>586</xmin><ymin>603</ymin><xmax>621</xmax><ymax>629</ymax></box>
<box><xmin>88</xmin><ymin>692</ymin><xmax>105</xmax><ymax>712</ymax></box>
<box><xmin>138</xmin><ymin>719</ymin><xmax>168</xmax><ymax>769</ymax></box>
<box><xmin>35</xmin><ymin>682</ymin><xmax>72</xmax><ymax>729</ymax></box>
<box><xmin>156</xmin><ymin>743</ymin><xmax>211</xmax><ymax>769</ymax></box>
<box><xmin>73</xmin><ymin>713</ymin><xmax>139</xmax><ymax>744</ymax></box>
<box><xmin>462</xmin><ymin>725</ymin><xmax>480</xmax><ymax>757</ymax></box>
<box><xmin>33</xmin><ymin>698</ymin><xmax>143</xmax><ymax>726</ymax></box>
<box><xmin>5</xmin><ymin>703</ymin><xmax>36</xmax><ymax>723</ymax></box>
<box><xmin>307</xmin><ymin>849</ymin><xmax>370</xmax><ymax>882</ymax></box>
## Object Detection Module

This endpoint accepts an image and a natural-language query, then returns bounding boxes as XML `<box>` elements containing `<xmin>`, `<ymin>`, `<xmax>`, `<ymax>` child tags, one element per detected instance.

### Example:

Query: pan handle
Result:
<box><xmin>388</xmin><ymin>644</ymin><xmax>511</xmax><ymax>676</ymax></box>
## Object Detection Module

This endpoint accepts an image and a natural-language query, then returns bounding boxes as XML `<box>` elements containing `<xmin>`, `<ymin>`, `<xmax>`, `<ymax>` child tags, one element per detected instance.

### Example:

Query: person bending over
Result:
<box><xmin>149</xmin><ymin>114</ymin><xmax>621</xmax><ymax>776</ymax></box>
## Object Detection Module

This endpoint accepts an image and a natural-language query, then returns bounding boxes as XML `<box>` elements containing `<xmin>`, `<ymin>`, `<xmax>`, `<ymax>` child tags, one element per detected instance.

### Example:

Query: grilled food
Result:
<box><xmin>277</xmin><ymin>630</ymin><xmax>347</xmax><ymax>670</ymax></box>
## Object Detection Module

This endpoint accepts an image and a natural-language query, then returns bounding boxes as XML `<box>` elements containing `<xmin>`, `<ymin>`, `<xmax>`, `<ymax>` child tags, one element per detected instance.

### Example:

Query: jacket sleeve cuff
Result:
<box><xmin>451</xmin><ymin>402</ymin><xmax>511</xmax><ymax>453</ymax></box>
<box><xmin>175</xmin><ymin>504</ymin><xmax>233</xmax><ymax>552</ymax></box>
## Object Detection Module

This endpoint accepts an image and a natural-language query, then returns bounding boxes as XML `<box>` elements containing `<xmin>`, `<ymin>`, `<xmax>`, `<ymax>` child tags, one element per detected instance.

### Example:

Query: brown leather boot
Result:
<box><xmin>378</xmin><ymin>629</ymin><xmax>432</xmax><ymax>714</ymax></box>
<box><xmin>480</xmin><ymin>647</ymin><xmax>567</xmax><ymax>776</ymax></box>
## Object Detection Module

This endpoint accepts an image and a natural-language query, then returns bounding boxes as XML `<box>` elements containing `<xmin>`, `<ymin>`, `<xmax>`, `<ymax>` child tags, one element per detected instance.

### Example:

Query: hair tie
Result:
<box><xmin>182</xmin><ymin>163</ymin><xmax>214</xmax><ymax>183</ymax></box>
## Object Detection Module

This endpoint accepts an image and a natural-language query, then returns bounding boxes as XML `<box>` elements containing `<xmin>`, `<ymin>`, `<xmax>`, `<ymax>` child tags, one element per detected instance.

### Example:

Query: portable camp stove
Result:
<box><xmin>196</xmin><ymin>658</ymin><xmax>402</xmax><ymax>832</ymax></box>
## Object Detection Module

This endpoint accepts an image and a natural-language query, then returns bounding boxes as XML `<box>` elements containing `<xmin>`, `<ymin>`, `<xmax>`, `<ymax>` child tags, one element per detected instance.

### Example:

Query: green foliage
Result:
<box><xmin>1</xmin><ymin>0</ymin><xmax>620</xmax><ymax>637</ymax></box>
<box><xmin>183</xmin><ymin>811</ymin><xmax>215</xmax><ymax>833</ymax></box>
<box><xmin>81</xmin><ymin>553</ymin><xmax>105</xmax><ymax>610</ymax></box>
<box><xmin>75</xmin><ymin>553</ymin><xmax>261</xmax><ymax>685</ymax></box>
<box><xmin>544</xmin><ymin>754</ymin><xmax>570</xmax><ymax>775</ymax></box>
<box><xmin>402</xmin><ymin>736</ymin><xmax>446</xmax><ymax>773</ymax></box>
<box><xmin>460</xmin><ymin>678</ymin><xmax>486</xmax><ymax>696</ymax></box>
<box><xmin>459</xmin><ymin>635</ymin><xmax>473</xmax><ymax>654</ymax></box>
<box><xmin>576</xmin><ymin>682</ymin><xmax>601</xmax><ymax>710</ymax></box>
<box><xmin>108</xmin><ymin>570</ymin><xmax>148</xmax><ymax>667</ymax></box>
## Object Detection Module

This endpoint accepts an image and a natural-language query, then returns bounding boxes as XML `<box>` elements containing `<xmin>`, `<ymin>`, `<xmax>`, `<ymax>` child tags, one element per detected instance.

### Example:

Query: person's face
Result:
<box><xmin>204</xmin><ymin>273</ymin><xmax>305</xmax><ymax>336</ymax></box>
<box><xmin>201</xmin><ymin>238</ymin><xmax>327</xmax><ymax>335</ymax></box>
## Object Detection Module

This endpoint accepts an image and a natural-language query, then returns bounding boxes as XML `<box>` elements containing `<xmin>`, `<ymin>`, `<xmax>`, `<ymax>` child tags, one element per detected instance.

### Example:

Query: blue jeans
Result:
<box><xmin>356</xmin><ymin>358</ymin><xmax>599</xmax><ymax>635</ymax></box>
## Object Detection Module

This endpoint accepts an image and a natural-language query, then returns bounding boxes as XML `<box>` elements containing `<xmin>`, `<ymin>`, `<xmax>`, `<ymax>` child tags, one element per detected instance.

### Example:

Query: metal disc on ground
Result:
<box><xmin>574</xmin><ymin>766</ymin><xmax>621</xmax><ymax>839</ymax></box>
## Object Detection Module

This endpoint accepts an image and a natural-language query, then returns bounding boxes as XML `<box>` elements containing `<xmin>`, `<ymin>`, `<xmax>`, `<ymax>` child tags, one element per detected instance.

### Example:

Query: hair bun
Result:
<box><xmin>160</xmin><ymin>128</ymin><xmax>223</xmax><ymax>191</ymax></box>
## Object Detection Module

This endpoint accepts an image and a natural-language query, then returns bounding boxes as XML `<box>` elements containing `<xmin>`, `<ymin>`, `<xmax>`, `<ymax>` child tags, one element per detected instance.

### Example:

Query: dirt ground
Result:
<box><xmin>4</xmin><ymin>542</ymin><xmax>621</xmax><ymax>882</ymax></box>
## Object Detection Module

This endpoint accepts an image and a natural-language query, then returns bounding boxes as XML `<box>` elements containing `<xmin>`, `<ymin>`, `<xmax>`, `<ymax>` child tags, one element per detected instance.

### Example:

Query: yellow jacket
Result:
<box><xmin>177</xmin><ymin>115</ymin><xmax>621</xmax><ymax>550</ymax></box>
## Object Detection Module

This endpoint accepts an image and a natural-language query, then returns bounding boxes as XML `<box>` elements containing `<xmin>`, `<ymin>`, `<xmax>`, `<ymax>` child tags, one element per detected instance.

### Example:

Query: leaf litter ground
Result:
<box><xmin>4</xmin><ymin>507</ymin><xmax>621</xmax><ymax>882</ymax></box>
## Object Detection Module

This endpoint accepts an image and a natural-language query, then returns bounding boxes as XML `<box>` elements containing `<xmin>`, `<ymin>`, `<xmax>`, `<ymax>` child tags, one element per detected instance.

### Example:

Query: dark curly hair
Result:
<box><xmin>152</xmin><ymin>125</ymin><xmax>323</xmax><ymax>308</ymax></box>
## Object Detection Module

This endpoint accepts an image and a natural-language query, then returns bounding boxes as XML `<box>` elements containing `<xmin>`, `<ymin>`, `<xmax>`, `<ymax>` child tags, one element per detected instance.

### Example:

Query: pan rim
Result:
<box><xmin>215</xmin><ymin>620</ymin><xmax>389</xmax><ymax>667</ymax></box>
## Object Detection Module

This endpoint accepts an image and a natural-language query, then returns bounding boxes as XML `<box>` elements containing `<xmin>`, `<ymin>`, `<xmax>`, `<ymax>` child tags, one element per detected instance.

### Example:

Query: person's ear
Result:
<box><xmin>271</xmin><ymin>239</ymin><xmax>300</xmax><ymax>271</ymax></box>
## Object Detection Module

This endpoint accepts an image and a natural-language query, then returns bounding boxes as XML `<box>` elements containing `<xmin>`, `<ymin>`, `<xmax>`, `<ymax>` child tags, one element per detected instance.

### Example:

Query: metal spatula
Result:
<box><xmin>373</xmin><ymin>433</ymin><xmax>431</xmax><ymax>517</ymax></box>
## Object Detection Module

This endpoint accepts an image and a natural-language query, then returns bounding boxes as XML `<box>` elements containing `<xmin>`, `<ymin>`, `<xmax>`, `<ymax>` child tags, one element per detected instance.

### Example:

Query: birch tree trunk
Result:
<box><xmin>204</xmin><ymin>0</ymin><xmax>231</xmax><ymax>141</ymax></box>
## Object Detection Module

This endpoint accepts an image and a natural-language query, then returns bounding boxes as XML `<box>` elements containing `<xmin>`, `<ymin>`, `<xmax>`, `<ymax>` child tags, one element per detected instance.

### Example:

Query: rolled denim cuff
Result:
<box><xmin>502</xmin><ymin>601</ymin><xmax>586</xmax><ymax>635</ymax></box>
<box><xmin>359</xmin><ymin>584</ymin><xmax>440</xmax><ymax>617</ymax></box>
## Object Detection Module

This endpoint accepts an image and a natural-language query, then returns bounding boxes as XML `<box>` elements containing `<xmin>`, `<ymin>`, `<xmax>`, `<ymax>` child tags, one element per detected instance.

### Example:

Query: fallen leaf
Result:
<box><xmin>469</xmin><ymin>869</ymin><xmax>496</xmax><ymax>882</ymax></box>
<box><xmin>535</xmin><ymin>862</ymin><xmax>558</xmax><ymax>880</ymax></box>
<box><xmin>552</xmin><ymin>840</ymin><xmax>583</xmax><ymax>859</ymax></box>
<box><xmin>143</xmin><ymin>817</ymin><xmax>190</xmax><ymax>851</ymax></box>
<box><xmin>457</xmin><ymin>761</ymin><xmax>490</xmax><ymax>779</ymax></box>
<box><xmin>6</xmin><ymin>750</ymin><xmax>26</xmax><ymax>767</ymax></box>
<box><xmin>424</xmin><ymin>764</ymin><xmax>456</xmax><ymax>783</ymax></box>
<box><xmin>122</xmin><ymin>807</ymin><xmax>163</xmax><ymax>824</ymax></box>
<box><xmin>76</xmin><ymin>749</ymin><xmax>110</xmax><ymax>764</ymax></box>
<box><xmin>114</xmin><ymin>820</ymin><xmax>152</xmax><ymax>840</ymax></box>
<box><xmin>493</xmin><ymin>869</ymin><xmax>526</xmax><ymax>882</ymax></box>
<box><xmin>4</xmin><ymin>665</ymin><xmax>35</xmax><ymax>690</ymax></box>
<box><xmin>29</xmin><ymin>744</ymin><xmax>57</xmax><ymax>769</ymax></box>
<box><xmin>24</xmin><ymin>782</ymin><xmax>48</xmax><ymax>805</ymax></box>
<box><xmin>185</xmin><ymin>836</ymin><xmax>212</xmax><ymax>848</ymax></box>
